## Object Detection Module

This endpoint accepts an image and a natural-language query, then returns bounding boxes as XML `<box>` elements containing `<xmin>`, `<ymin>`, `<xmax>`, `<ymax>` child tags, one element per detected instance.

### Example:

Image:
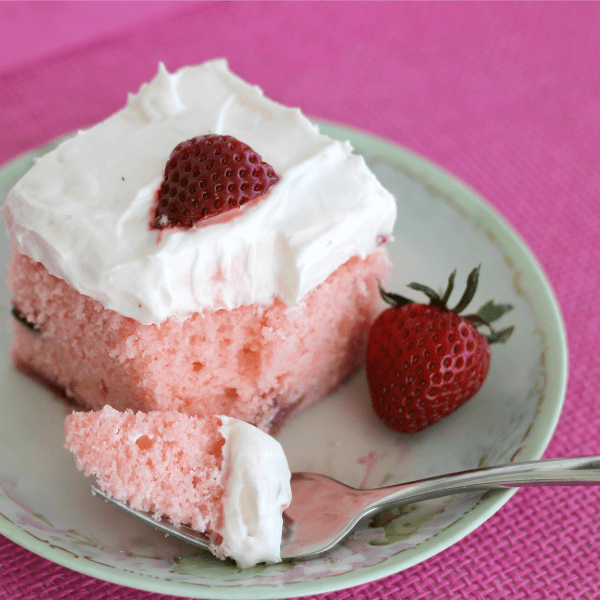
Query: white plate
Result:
<box><xmin>0</xmin><ymin>122</ymin><xmax>567</xmax><ymax>598</ymax></box>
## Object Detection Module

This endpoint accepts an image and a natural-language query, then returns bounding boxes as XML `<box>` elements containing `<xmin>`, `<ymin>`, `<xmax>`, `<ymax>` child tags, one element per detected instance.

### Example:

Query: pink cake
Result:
<box><xmin>10</xmin><ymin>251</ymin><xmax>389</xmax><ymax>432</ymax></box>
<box><xmin>65</xmin><ymin>407</ymin><xmax>291</xmax><ymax>567</ymax></box>
<box><xmin>3</xmin><ymin>60</ymin><xmax>396</xmax><ymax>432</ymax></box>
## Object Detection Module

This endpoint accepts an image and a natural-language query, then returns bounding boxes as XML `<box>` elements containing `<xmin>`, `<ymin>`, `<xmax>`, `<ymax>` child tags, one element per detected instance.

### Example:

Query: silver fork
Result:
<box><xmin>92</xmin><ymin>455</ymin><xmax>600</xmax><ymax>562</ymax></box>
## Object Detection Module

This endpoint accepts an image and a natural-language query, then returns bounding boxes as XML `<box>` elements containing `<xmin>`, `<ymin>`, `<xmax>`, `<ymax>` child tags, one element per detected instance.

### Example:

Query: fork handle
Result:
<box><xmin>361</xmin><ymin>456</ymin><xmax>600</xmax><ymax>511</ymax></box>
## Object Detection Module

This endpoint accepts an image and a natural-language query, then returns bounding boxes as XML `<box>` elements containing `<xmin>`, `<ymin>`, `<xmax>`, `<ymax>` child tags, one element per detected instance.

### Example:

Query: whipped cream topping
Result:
<box><xmin>2</xmin><ymin>59</ymin><xmax>396</xmax><ymax>324</ymax></box>
<box><xmin>218</xmin><ymin>416</ymin><xmax>291</xmax><ymax>569</ymax></box>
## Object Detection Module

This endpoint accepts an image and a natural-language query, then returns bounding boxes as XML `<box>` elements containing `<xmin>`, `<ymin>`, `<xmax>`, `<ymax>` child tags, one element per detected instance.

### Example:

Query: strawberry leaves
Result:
<box><xmin>380</xmin><ymin>266</ymin><xmax>514</xmax><ymax>345</ymax></box>
<box><xmin>465</xmin><ymin>299</ymin><xmax>515</xmax><ymax>344</ymax></box>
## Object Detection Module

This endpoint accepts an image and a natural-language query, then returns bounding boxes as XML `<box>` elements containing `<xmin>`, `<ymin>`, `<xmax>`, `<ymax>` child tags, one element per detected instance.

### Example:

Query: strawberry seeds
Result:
<box><xmin>151</xmin><ymin>134</ymin><xmax>279</xmax><ymax>230</ymax></box>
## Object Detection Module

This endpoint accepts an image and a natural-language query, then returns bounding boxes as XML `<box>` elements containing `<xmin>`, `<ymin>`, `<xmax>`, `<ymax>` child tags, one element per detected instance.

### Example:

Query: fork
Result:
<box><xmin>92</xmin><ymin>454</ymin><xmax>600</xmax><ymax>562</ymax></box>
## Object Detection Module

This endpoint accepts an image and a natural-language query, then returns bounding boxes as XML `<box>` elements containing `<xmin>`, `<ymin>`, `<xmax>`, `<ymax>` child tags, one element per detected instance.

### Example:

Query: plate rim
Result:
<box><xmin>0</xmin><ymin>120</ymin><xmax>568</xmax><ymax>598</ymax></box>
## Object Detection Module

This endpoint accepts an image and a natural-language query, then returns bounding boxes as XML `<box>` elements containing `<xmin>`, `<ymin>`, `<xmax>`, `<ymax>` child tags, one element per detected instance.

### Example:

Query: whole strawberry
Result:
<box><xmin>366</xmin><ymin>266</ymin><xmax>513</xmax><ymax>433</ymax></box>
<box><xmin>151</xmin><ymin>134</ymin><xmax>279</xmax><ymax>230</ymax></box>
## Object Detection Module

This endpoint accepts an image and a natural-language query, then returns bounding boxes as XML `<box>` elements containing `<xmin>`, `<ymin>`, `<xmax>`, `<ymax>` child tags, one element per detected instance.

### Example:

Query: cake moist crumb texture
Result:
<box><xmin>10</xmin><ymin>249</ymin><xmax>390</xmax><ymax>433</ymax></box>
<box><xmin>65</xmin><ymin>408</ymin><xmax>226</xmax><ymax>534</ymax></box>
<box><xmin>64</xmin><ymin>407</ymin><xmax>292</xmax><ymax>567</ymax></box>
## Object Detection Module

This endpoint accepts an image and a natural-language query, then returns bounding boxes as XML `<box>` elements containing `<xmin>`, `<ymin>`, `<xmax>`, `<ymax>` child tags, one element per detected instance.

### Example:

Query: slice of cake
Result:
<box><xmin>65</xmin><ymin>406</ymin><xmax>291</xmax><ymax>568</ymax></box>
<box><xmin>3</xmin><ymin>59</ymin><xmax>396</xmax><ymax>432</ymax></box>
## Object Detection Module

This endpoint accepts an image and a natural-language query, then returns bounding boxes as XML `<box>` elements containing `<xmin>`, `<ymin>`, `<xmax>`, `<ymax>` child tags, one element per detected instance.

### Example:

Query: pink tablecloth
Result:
<box><xmin>2</xmin><ymin>2</ymin><xmax>600</xmax><ymax>598</ymax></box>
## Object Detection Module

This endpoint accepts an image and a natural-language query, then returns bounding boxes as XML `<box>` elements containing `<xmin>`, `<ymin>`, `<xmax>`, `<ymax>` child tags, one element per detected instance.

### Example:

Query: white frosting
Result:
<box><xmin>2</xmin><ymin>59</ymin><xmax>396</xmax><ymax>324</ymax></box>
<box><xmin>218</xmin><ymin>416</ymin><xmax>291</xmax><ymax>569</ymax></box>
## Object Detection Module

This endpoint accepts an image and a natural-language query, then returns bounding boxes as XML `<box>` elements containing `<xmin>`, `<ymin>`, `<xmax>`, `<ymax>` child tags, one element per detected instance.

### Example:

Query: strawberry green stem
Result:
<box><xmin>378</xmin><ymin>265</ymin><xmax>514</xmax><ymax>345</ymax></box>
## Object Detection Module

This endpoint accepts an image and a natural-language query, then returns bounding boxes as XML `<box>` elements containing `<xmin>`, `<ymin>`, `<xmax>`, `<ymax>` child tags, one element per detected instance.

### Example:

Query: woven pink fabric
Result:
<box><xmin>2</xmin><ymin>2</ymin><xmax>600</xmax><ymax>598</ymax></box>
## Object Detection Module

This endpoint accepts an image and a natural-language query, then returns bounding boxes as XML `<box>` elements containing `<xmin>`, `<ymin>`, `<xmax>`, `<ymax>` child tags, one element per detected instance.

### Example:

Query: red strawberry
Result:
<box><xmin>151</xmin><ymin>134</ymin><xmax>279</xmax><ymax>230</ymax></box>
<box><xmin>366</xmin><ymin>266</ymin><xmax>513</xmax><ymax>433</ymax></box>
